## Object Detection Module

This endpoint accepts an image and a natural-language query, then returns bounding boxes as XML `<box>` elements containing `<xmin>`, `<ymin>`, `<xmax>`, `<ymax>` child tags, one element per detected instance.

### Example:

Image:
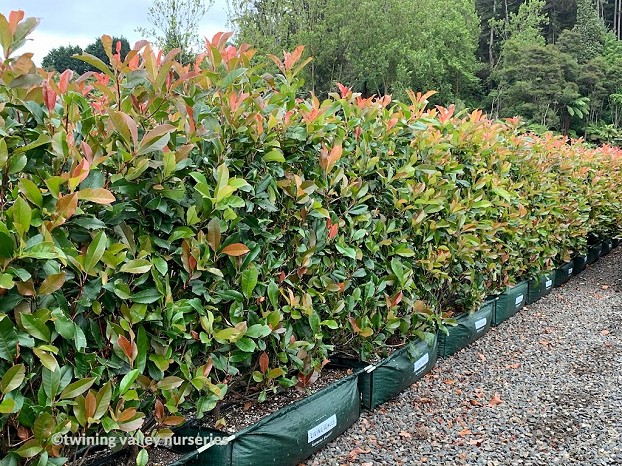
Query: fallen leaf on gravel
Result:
<box><xmin>538</xmin><ymin>340</ymin><xmax>551</xmax><ymax>347</ymax></box>
<box><xmin>458</xmin><ymin>428</ymin><xmax>472</xmax><ymax>436</ymax></box>
<box><xmin>444</xmin><ymin>379</ymin><xmax>457</xmax><ymax>385</ymax></box>
<box><xmin>468</xmin><ymin>438</ymin><xmax>484</xmax><ymax>446</ymax></box>
<box><xmin>347</xmin><ymin>447</ymin><xmax>371</xmax><ymax>460</ymax></box>
<box><xmin>469</xmin><ymin>399</ymin><xmax>481</xmax><ymax>407</ymax></box>
<box><xmin>601</xmin><ymin>285</ymin><xmax>609</xmax><ymax>289</ymax></box>
<box><xmin>399</xmin><ymin>431</ymin><xmax>412</xmax><ymax>438</ymax></box>
<box><xmin>506</xmin><ymin>362</ymin><xmax>521</xmax><ymax>369</ymax></box>
<box><xmin>489</xmin><ymin>393</ymin><xmax>503</xmax><ymax>406</ymax></box>
<box><xmin>477</xmin><ymin>352</ymin><xmax>486</xmax><ymax>361</ymax></box>
<box><xmin>601</xmin><ymin>329</ymin><xmax>610</xmax><ymax>336</ymax></box>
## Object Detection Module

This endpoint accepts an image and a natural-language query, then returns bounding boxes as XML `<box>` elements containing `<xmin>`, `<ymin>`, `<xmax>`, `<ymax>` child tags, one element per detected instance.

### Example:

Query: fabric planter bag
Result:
<box><xmin>554</xmin><ymin>262</ymin><xmax>574</xmax><ymax>287</ymax></box>
<box><xmin>587</xmin><ymin>243</ymin><xmax>602</xmax><ymax>265</ymax></box>
<box><xmin>612</xmin><ymin>238</ymin><xmax>620</xmax><ymax>248</ymax></box>
<box><xmin>492</xmin><ymin>281</ymin><xmax>528</xmax><ymax>326</ymax></box>
<box><xmin>437</xmin><ymin>300</ymin><xmax>494</xmax><ymax>358</ymax></box>
<box><xmin>600</xmin><ymin>239</ymin><xmax>612</xmax><ymax>257</ymax></box>
<box><xmin>573</xmin><ymin>254</ymin><xmax>588</xmax><ymax>275</ymax></box>
<box><xmin>328</xmin><ymin>334</ymin><xmax>438</xmax><ymax>411</ymax></box>
<box><xmin>167</xmin><ymin>373</ymin><xmax>361</xmax><ymax>466</ymax></box>
<box><xmin>527</xmin><ymin>271</ymin><xmax>555</xmax><ymax>304</ymax></box>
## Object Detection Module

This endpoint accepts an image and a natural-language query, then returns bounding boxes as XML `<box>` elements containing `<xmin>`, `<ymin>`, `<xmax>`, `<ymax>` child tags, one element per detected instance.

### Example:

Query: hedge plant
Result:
<box><xmin>0</xmin><ymin>10</ymin><xmax>621</xmax><ymax>466</ymax></box>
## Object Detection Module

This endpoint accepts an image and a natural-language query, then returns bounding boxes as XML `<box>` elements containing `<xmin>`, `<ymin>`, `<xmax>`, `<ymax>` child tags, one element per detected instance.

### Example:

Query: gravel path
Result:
<box><xmin>304</xmin><ymin>247</ymin><xmax>622</xmax><ymax>466</ymax></box>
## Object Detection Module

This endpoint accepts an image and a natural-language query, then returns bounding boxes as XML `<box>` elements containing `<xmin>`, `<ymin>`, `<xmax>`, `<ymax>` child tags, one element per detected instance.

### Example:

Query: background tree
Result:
<box><xmin>230</xmin><ymin>0</ymin><xmax>480</xmax><ymax>102</ymax></box>
<box><xmin>84</xmin><ymin>36</ymin><xmax>131</xmax><ymax>66</ymax></box>
<box><xmin>41</xmin><ymin>44</ymin><xmax>89</xmax><ymax>74</ymax></box>
<box><xmin>137</xmin><ymin>0</ymin><xmax>213</xmax><ymax>63</ymax></box>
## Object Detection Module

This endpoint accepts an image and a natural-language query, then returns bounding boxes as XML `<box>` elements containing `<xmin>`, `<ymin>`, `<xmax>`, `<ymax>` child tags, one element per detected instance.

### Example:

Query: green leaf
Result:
<box><xmin>21</xmin><ymin>314</ymin><xmax>51</xmax><ymax>342</ymax></box>
<box><xmin>0</xmin><ymin>364</ymin><xmax>25</xmax><ymax>394</ymax></box>
<box><xmin>12</xmin><ymin>197</ymin><xmax>32</xmax><ymax>237</ymax></box>
<box><xmin>235</xmin><ymin>337</ymin><xmax>257</xmax><ymax>353</ymax></box>
<box><xmin>390</xmin><ymin>258</ymin><xmax>404</xmax><ymax>285</ymax></box>
<box><xmin>74</xmin><ymin>52</ymin><xmax>114</xmax><ymax>78</ymax></box>
<box><xmin>0</xmin><ymin>397</ymin><xmax>15</xmax><ymax>414</ymax></box>
<box><xmin>0</xmin><ymin>231</ymin><xmax>14</xmax><ymax>259</ymax></box>
<box><xmin>268</xmin><ymin>281</ymin><xmax>279</xmax><ymax>309</ymax></box>
<box><xmin>220</xmin><ymin>67</ymin><xmax>248</xmax><ymax>88</ymax></box>
<box><xmin>59</xmin><ymin>377</ymin><xmax>96</xmax><ymax>399</ymax></box>
<box><xmin>136</xmin><ymin>449</ymin><xmax>149</xmax><ymax>466</ymax></box>
<box><xmin>245</xmin><ymin>324</ymin><xmax>271</xmax><ymax>338</ymax></box>
<box><xmin>33</xmin><ymin>412</ymin><xmax>54</xmax><ymax>441</ymax></box>
<box><xmin>335</xmin><ymin>244</ymin><xmax>356</xmax><ymax>259</ymax></box>
<box><xmin>14</xmin><ymin>439</ymin><xmax>42</xmax><ymax>458</ymax></box>
<box><xmin>120</xmin><ymin>259</ymin><xmax>152</xmax><ymax>274</ymax></box>
<box><xmin>119</xmin><ymin>369</ymin><xmax>140</xmax><ymax>395</ymax></box>
<box><xmin>263</xmin><ymin>149</ymin><xmax>286</xmax><ymax>163</ymax></box>
<box><xmin>94</xmin><ymin>382</ymin><xmax>113</xmax><ymax>420</ymax></box>
<box><xmin>241</xmin><ymin>267</ymin><xmax>259</xmax><ymax>298</ymax></box>
<box><xmin>0</xmin><ymin>273</ymin><xmax>13</xmax><ymax>290</ymax></box>
<box><xmin>84</xmin><ymin>231</ymin><xmax>107</xmax><ymax>274</ymax></box>
<box><xmin>321</xmin><ymin>320</ymin><xmax>339</xmax><ymax>329</ymax></box>
<box><xmin>32</xmin><ymin>349</ymin><xmax>58</xmax><ymax>371</ymax></box>
<box><xmin>132</xmin><ymin>288</ymin><xmax>162</xmax><ymax>304</ymax></box>
<box><xmin>19</xmin><ymin>179</ymin><xmax>43</xmax><ymax>207</ymax></box>
<box><xmin>155</xmin><ymin>376</ymin><xmax>184</xmax><ymax>391</ymax></box>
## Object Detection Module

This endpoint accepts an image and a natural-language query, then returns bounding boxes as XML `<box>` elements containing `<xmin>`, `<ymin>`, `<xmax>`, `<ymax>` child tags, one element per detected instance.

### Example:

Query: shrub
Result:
<box><xmin>0</xmin><ymin>10</ymin><xmax>621</xmax><ymax>466</ymax></box>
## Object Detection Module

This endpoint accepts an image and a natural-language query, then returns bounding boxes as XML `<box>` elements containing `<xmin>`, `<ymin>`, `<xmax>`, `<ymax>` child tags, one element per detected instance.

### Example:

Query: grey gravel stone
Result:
<box><xmin>303</xmin><ymin>247</ymin><xmax>622</xmax><ymax>466</ymax></box>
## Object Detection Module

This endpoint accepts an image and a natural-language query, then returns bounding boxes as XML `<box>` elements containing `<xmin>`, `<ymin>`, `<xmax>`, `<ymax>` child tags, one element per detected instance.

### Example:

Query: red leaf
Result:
<box><xmin>336</xmin><ymin>82</ymin><xmax>351</xmax><ymax>99</ymax></box>
<box><xmin>58</xmin><ymin>69</ymin><xmax>73</xmax><ymax>94</ymax></box>
<box><xmin>154</xmin><ymin>399</ymin><xmax>164</xmax><ymax>422</ymax></box>
<box><xmin>42</xmin><ymin>82</ymin><xmax>57</xmax><ymax>113</ymax></box>
<box><xmin>259</xmin><ymin>352</ymin><xmax>269</xmax><ymax>374</ymax></box>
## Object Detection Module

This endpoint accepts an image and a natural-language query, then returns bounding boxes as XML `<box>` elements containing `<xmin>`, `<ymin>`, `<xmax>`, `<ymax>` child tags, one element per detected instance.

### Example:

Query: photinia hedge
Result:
<box><xmin>0</xmin><ymin>10</ymin><xmax>621</xmax><ymax>465</ymax></box>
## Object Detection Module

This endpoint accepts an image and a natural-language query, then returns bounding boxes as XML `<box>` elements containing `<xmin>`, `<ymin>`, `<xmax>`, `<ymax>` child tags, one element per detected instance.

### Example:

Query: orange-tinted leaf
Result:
<box><xmin>489</xmin><ymin>393</ymin><xmax>503</xmax><ymax>406</ymax></box>
<box><xmin>259</xmin><ymin>352</ymin><xmax>269</xmax><ymax>374</ymax></box>
<box><xmin>117</xmin><ymin>335</ymin><xmax>136</xmax><ymax>364</ymax></box>
<box><xmin>84</xmin><ymin>390</ymin><xmax>96</xmax><ymax>420</ymax></box>
<box><xmin>56</xmin><ymin>193</ymin><xmax>78</xmax><ymax>221</ymax></box>
<box><xmin>78</xmin><ymin>188</ymin><xmax>116</xmax><ymax>204</ymax></box>
<box><xmin>221</xmin><ymin>243</ymin><xmax>250</xmax><ymax>257</ymax></box>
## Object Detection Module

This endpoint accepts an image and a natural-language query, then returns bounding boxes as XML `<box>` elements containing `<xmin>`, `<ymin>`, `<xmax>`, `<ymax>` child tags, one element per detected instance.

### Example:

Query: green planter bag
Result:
<box><xmin>437</xmin><ymin>300</ymin><xmax>494</xmax><ymax>358</ymax></box>
<box><xmin>573</xmin><ymin>254</ymin><xmax>588</xmax><ymax>274</ymax></box>
<box><xmin>527</xmin><ymin>271</ymin><xmax>555</xmax><ymax>304</ymax></box>
<box><xmin>613</xmin><ymin>238</ymin><xmax>620</xmax><ymax>248</ymax></box>
<box><xmin>600</xmin><ymin>239</ymin><xmax>612</xmax><ymax>257</ymax></box>
<box><xmin>329</xmin><ymin>334</ymin><xmax>437</xmax><ymax>410</ymax></box>
<box><xmin>587</xmin><ymin>243</ymin><xmax>602</xmax><ymax>265</ymax></box>
<box><xmin>168</xmin><ymin>374</ymin><xmax>361</xmax><ymax>466</ymax></box>
<box><xmin>554</xmin><ymin>262</ymin><xmax>574</xmax><ymax>287</ymax></box>
<box><xmin>492</xmin><ymin>281</ymin><xmax>528</xmax><ymax>326</ymax></box>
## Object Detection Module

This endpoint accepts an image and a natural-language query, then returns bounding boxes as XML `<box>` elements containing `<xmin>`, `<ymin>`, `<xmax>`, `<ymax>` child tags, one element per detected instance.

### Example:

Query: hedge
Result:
<box><xmin>0</xmin><ymin>10</ymin><xmax>621</xmax><ymax>465</ymax></box>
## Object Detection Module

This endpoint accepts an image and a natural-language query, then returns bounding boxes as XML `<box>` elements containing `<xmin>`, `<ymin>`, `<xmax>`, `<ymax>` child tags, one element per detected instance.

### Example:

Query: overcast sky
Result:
<box><xmin>3</xmin><ymin>0</ymin><xmax>231</xmax><ymax>64</ymax></box>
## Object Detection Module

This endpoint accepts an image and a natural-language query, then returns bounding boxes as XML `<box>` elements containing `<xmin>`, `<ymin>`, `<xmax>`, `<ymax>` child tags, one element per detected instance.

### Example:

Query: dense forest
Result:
<box><xmin>228</xmin><ymin>0</ymin><xmax>622</xmax><ymax>143</ymax></box>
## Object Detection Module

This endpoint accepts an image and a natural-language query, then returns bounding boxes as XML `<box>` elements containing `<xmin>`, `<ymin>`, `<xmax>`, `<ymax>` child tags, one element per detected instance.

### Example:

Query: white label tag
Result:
<box><xmin>515</xmin><ymin>294</ymin><xmax>524</xmax><ymax>306</ymax></box>
<box><xmin>568</xmin><ymin>268</ymin><xmax>573</xmax><ymax>275</ymax></box>
<box><xmin>475</xmin><ymin>318</ymin><xmax>487</xmax><ymax>331</ymax></box>
<box><xmin>413</xmin><ymin>353</ymin><xmax>429</xmax><ymax>374</ymax></box>
<box><xmin>308</xmin><ymin>414</ymin><xmax>337</xmax><ymax>444</ymax></box>
<box><xmin>545</xmin><ymin>279</ymin><xmax>553</xmax><ymax>289</ymax></box>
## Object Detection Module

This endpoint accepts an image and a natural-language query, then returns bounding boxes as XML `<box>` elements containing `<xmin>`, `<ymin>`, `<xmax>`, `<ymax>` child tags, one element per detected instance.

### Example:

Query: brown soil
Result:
<box><xmin>197</xmin><ymin>367</ymin><xmax>352</xmax><ymax>434</ymax></box>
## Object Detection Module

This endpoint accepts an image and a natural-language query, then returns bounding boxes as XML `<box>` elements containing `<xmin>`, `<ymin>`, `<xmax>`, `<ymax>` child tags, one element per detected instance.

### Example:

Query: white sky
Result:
<box><xmin>3</xmin><ymin>0</ymin><xmax>231</xmax><ymax>64</ymax></box>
